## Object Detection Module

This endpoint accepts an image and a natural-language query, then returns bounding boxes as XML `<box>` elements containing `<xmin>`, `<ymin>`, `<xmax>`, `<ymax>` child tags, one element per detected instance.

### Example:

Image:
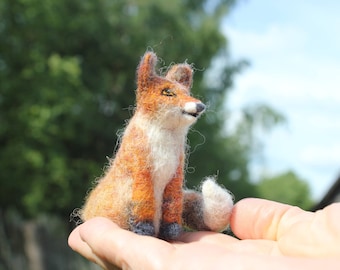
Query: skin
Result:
<box><xmin>68</xmin><ymin>198</ymin><xmax>340</xmax><ymax>270</ymax></box>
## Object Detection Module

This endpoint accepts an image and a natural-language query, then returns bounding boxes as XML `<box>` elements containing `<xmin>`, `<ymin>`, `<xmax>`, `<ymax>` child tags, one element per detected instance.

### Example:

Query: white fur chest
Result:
<box><xmin>147</xmin><ymin>125</ymin><xmax>185</xmax><ymax>187</ymax></box>
<box><xmin>145</xmin><ymin>122</ymin><xmax>187</xmax><ymax>232</ymax></box>
<box><xmin>132</xmin><ymin>114</ymin><xmax>187</xmax><ymax>185</ymax></box>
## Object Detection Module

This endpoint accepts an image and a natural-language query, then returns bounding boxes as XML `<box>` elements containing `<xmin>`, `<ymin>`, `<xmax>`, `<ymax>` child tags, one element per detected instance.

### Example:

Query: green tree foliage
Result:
<box><xmin>0</xmin><ymin>0</ymin><xmax>286</xmax><ymax>218</ymax></box>
<box><xmin>257</xmin><ymin>171</ymin><xmax>314</xmax><ymax>210</ymax></box>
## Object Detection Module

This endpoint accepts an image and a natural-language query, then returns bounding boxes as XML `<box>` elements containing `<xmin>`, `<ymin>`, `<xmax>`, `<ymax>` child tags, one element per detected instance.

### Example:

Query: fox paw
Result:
<box><xmin>130</xmin><ymin>220</ymin><xmax>156</xmax><ymax>237</ymax></box>
<box><xmin>159</xmin><ymin>222</ymin><xmax>182</xmax><ymax>240</ymax></box>
<box><xmin>201</xmin><ymin>177</ymin><xmax>234</xmax><ymax>232</ymax></box>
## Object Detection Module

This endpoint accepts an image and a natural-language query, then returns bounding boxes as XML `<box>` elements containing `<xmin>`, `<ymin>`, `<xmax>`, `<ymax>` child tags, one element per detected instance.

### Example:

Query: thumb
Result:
<box><xmin>69</xmin><ymin>217</ymin><xmax>175</xmax><ymax>270</ymax></box>
<box><xmin>230</xmin><ymin>198</ymin><xmax>313</xmax><ymax>241</ymax></box>
<box><xmin>230</xmin><ymin>198</ymin><xmax>340</xmax><ymax>257</ymax></box>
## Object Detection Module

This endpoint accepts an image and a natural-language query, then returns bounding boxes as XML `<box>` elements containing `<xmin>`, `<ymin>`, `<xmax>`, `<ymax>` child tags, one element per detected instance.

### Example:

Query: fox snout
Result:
<box><xmin>182</xmin><ymin>102</ymin><xmax>206</xmax><ymax>118</ymax></box>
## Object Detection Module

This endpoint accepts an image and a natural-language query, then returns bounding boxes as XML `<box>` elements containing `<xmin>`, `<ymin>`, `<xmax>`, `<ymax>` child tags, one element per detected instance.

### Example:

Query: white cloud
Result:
<box><xmin>224</xmin><ymin>24</ymin><xmax>306</xmax><ymax>59</ymax></box>
<box><xmin>299</xmin><ymin>145</ymin><xmax>340</xmax><ymax>169</ymax></box>
<box><xmin>302</xmin><ymin>114</ymin><xmax>340</xmax><ymax>132</ymax></box>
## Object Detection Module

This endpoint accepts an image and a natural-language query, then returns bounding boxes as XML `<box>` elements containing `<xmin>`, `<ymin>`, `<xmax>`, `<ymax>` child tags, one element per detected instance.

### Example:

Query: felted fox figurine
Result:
<box><xmin>81</xmin><ymin>52</ymin><xmax>233</xmax><ymax>240</ymax></box>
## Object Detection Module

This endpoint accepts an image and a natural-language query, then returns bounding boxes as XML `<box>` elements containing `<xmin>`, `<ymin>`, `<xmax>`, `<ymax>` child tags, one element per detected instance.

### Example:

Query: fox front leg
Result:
<box><xmin>159</xmin><ymin>167</ymin><xmax>184</xmax><ymax>240</ymax></box>
<box><xmin>129</xmin><ymin>168</ymin><xmax>157</xmax><ymax>237</ymax></box>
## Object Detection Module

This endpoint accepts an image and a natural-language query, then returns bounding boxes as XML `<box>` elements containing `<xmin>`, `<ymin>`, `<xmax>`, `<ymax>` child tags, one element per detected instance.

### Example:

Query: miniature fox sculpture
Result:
<box><xmin>82</xmin><ymin>52</ymin><xmax>233</xmax><ymax>240</ymax></box>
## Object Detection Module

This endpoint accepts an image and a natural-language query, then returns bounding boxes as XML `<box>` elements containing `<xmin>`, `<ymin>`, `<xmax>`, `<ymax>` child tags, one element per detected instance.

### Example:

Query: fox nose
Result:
<box><xmin>196</xmin><ymin>103</ymin><xmax>206</xmax><ymax>113</ymax></box>
<box><xmin>183</xmin><ymin>101</ymin><xmax>206</xmax><ymax>118</ymax></box>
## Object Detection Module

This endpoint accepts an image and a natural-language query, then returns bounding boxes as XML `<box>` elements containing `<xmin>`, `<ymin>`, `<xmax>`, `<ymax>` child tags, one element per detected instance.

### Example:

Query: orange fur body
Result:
<box><xmin>81</xmin><ymin>52</ymin><xmax>233</xmax><ymax>240</ymax></box>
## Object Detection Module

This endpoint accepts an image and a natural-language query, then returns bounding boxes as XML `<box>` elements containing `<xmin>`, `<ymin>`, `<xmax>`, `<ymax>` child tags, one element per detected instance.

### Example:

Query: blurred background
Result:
<box><xmin>1</xmin><ymin>0</ymin><xmax>339</xmax><ymax>269</ymax></box>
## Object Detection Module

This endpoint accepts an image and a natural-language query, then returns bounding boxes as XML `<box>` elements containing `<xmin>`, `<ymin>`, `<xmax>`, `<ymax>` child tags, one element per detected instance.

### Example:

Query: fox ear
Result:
<box><xmin>137</xmin><ymin>52</ymin><xmax>158</xmax><ymax>91</ymax></box>
<box><xmin>165</xmin><ymin>64</ymin><xmax>193</xmax><ymax>88</ymax></box>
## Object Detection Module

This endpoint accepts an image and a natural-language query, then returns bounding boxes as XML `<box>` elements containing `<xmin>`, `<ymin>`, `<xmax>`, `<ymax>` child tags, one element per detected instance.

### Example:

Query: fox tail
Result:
<box><xmin>182</xmin><ymin>177</ymin><xmax>234</xmax><ymax>232</ymax></box>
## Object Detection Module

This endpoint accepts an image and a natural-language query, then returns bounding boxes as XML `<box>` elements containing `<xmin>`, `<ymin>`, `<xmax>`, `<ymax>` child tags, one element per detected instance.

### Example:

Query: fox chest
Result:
<box><xmin>146</xmin><ymin>129</ymin><xmax>184</xmax><ymax>190</ymax></box>
<box><xmin>149</xmin><ymin>136</ymin><xmax>182</xmax><ymax>185</ymax></box>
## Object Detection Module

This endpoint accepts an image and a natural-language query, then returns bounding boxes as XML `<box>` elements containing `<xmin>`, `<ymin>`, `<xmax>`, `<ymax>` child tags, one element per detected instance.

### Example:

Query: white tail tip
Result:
<box><xmin>201</xmin><ymin>177</ymin><xmax>234</xmax><ymax>232</ymax></box>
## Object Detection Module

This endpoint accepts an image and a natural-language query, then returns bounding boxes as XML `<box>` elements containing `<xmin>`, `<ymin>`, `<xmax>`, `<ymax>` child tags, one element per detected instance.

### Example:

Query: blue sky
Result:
<box><xmin>222</xmin><ymin>0</ymin><xmax>340</xmax><ymax>200</ymax></box>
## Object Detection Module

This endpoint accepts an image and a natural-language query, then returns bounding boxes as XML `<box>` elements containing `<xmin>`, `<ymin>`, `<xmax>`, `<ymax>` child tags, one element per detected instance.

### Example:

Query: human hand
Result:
<box><xmin>68</xmin><ymin>198</ymin><xmax>340</xmax><ymax>270</ymax></box>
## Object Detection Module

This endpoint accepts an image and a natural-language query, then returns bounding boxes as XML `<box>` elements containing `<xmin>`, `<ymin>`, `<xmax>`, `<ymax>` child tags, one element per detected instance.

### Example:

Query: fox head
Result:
<box><xmin>135</xmin><ymin>52</ymin><xmax>205</xmax><ymax>129</ymax></box>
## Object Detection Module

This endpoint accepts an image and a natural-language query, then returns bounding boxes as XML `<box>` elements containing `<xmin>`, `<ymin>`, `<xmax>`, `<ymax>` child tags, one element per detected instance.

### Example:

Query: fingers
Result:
<box><xmin>230</xmin><ymin>198</ymin><xmax>313</xmax><ymax>241</ymax></box>
<box><xmin>231</xmin><ymin>199</ymin><xmax>340</xmax><ymax>257</ymax></box>
<box><xmin>68</xmin><ymin>218</ymin><xmax>121</xmax><ymax>269</ymax></box>
<box><xmin>68</xmin><ymin>217</ymin><xmax>175</xmax><ymax>270</ymax></box>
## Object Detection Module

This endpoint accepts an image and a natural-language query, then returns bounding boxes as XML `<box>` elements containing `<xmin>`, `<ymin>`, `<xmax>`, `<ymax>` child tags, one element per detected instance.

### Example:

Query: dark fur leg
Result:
<box><xmin>129</xmin><ymin>218</ymin><xmax>155</xmax><ymax>237</ymax></box>
<box><xmin>159</xmin><ymin>222</ymin><xmax>182</xmax><ymax>240</ymax></box>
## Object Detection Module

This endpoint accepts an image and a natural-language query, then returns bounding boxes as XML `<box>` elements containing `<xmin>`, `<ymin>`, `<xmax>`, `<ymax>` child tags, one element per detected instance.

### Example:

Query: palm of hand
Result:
<box><xmin>69</xmin><ymin>199</ymin><xmax>340</xmax><ymax>270</ymax></box>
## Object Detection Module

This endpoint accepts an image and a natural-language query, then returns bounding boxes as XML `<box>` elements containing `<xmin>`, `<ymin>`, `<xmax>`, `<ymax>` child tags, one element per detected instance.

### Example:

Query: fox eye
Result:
<box><xmin>161</xmin><ymin>88</ymin><xmax>176</xmax><ymax>97</ymax></box>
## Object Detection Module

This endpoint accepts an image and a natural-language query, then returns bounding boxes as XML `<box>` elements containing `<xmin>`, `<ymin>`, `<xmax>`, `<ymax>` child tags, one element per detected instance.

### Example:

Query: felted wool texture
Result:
<box><xmin>82</xmin><ymin>52</ymin><xmax>203</xmax><ymax>238</ymax></box>
<box><xmin>165</xmin><ymin>63</ymin><xmax>193</xmax><ymax>88</ymax></box>
<box><xmin>81</xmin><ymin>52</ymin><xmax>234</xmax><ymax>240</ymax></box>
<box><xmin>182</xmin><ymin>190</ymin><xmax>210</xmax><ymax>231</ymax></box>
<box><xmin>201</xmin><ymin>177</ymin><xmax>234</xmax><ymax>232</ymax></box>
<box><xmin>182</xmin><ymin>178</ymin><xmax>234</xmax><ymax>232</ymax></box>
